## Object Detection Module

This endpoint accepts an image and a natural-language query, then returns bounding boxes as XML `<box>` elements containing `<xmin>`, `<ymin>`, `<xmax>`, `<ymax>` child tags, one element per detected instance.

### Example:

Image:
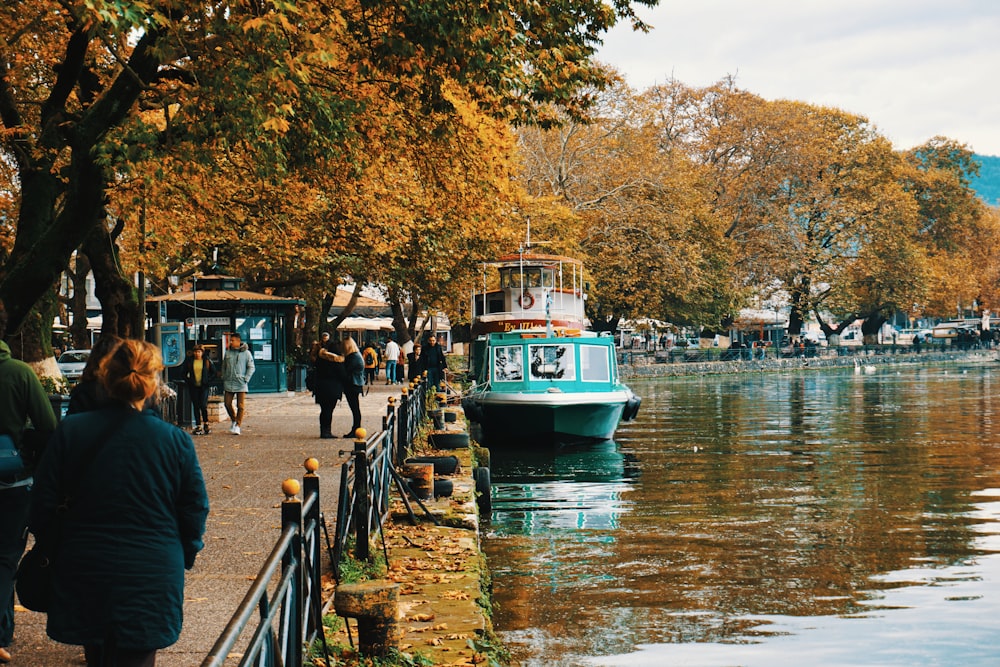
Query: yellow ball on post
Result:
<box><xmin>304</xmin><ymin>457</ymin><xmax>320</xmax><ymax>473</ymax></box>
<box><xmin>282</xmin><ymin>478</ymin><xmax>301</xmax><ymax>497</ymax></box>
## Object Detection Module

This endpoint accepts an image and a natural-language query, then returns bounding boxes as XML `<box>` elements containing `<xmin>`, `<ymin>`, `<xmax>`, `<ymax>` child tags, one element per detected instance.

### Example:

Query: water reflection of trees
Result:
<box><xmin>487</xmin><ymin>367</ymin><xmax>1000</xmax><ymax>660</ymax></box>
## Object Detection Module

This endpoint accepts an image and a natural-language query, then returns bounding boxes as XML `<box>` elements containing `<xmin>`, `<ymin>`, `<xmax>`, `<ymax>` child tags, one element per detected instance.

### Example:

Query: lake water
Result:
<box><xmin>482</xmin><ymin>362</ymin><xmax>1000</xmax><ymax>666</ymax></box>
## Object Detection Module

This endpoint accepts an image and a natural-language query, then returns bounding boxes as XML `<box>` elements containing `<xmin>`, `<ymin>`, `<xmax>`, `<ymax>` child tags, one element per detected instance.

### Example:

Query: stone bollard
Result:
<box><xmin>334</xmin><ymin>581</ymin><xmax>400</xmax><ymax>657</ymax></box>
<box><xmin>399</xmin><ymin>462</ymin><xmax>434</xmax><ymax>500</ymax></box>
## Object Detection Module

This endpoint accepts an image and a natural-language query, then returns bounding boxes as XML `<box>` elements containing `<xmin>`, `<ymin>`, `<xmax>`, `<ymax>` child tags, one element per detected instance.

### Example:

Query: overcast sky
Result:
<box><xmin>596</xmin><ymin>1</ymin><xmax>1000</xmax><ymax>156</ymax></box>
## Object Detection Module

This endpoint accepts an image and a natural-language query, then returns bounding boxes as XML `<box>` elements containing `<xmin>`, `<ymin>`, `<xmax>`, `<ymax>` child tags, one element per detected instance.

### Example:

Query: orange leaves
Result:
<box><xmin>262</xmin><ymin>117</ymin><xmax>291</xmax><ymax>134</ymax></box>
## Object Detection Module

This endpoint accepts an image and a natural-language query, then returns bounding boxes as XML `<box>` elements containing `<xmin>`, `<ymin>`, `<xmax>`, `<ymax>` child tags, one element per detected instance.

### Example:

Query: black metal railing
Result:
<box><xmin>202</xmin><ymin>468</ymin><xmax>328</xmax><ymax>667</ymax></box>
<box><xmin>332</xmin><ymin>376</ymin><xmax>429</xmax><ymax>568</ymax></box>
<box><xmin>202</xmin><ymin>377</ymin><xmax>431</xmax><ymax>666</ymax></box>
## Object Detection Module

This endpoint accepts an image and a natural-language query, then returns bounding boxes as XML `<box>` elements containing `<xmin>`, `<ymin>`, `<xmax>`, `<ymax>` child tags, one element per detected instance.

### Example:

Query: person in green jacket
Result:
<box><xmin>30</xmin><ymin>339</ymin><xmax>209</xmax><ymax>666</ymax></box>
<box><xmin>0</xmin><ymin>303</ymin><xmax>57</xmax><ymax>664</ymax></box>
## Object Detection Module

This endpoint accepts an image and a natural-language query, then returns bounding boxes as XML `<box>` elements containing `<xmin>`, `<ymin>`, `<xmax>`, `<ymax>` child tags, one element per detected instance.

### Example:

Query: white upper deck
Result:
<box><xmin>471</xmin><ymin>253</ymin><xmax>588</xmax><ymax>333</ymax></box>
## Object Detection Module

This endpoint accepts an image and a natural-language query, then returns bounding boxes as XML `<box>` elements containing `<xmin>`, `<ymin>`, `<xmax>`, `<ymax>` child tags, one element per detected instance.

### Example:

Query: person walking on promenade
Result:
<box><xmin>66</xmin><ymin>334</ymin><xmax>123</xmax><ymax>415</ymax></box>
<box><xmin>29</xmin><ymin>338</ymin><xmax>209</xmax><ymax>667</ymax></box>
<box><xmin>311</xmin><ymin>333</ymin><xmax>345</xmax><ymax>439</ymax></box>
<box><xmin>340</xmin><ymin>337</ymin><xmax>366</xmax><ymax>437</ymax></box>
<box><xmin>222</xmin><ymin>333</ymin><xmax>255</xmax><ymax>435</ymax></box>
<box><xmin>183</xmin><ymin>344</ymin><xmax>217</xmax><ymax>435</ymax></box>
<box><xmin>407</xmin><ymin>343</ymin><xmax>425</xmax><ymax>381</ymax></box>
<box><xmin>383</xmin><ymin>336</ymin><xmax>400</xmax><ymax>386</ymax></box>
<box><xmin>424</xmin><ymin>334</ymin><xmax>447</xmax><ymax>391</ymax></box>
<box><xmin>0</xmin><ymin>303</ymin><xmax>57</xmax><ymax>664</ymax></box>
<box><xmin>393</xmin><ymin>341</ymin><xmax>406</xmax><ymax>384</ymax></box>
<box><xmin>362</xmin><ymin>341</ymin><xmax>378</xmax><ymax>391</ymax></box>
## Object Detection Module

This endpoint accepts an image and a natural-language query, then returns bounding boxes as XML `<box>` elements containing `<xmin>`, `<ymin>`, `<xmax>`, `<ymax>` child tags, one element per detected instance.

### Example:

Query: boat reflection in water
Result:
<box><xmin>486</xmin><ymin>439</ymin><xmax>639</xmax><ymax>534</ymax></box>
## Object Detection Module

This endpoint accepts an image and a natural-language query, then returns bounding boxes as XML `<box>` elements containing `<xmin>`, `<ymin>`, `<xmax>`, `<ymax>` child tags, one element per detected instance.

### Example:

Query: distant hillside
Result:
<box><xmin>972</xmin><ymin>154</ymin><xmax>1000</xmax><ymax>207</ymax></box>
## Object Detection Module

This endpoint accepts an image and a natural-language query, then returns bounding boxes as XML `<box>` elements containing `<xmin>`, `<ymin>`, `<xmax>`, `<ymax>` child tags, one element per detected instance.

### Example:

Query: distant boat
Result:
<box><xmin>463</xmin><ymin>328</ymin><xmax>640</xmax><ymax>446</ymax></box>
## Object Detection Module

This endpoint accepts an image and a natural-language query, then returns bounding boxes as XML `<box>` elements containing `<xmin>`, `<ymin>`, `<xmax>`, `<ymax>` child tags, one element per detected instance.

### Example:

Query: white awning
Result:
<box><xmin>337</xmin><ymin>316</ymin><xmax>394</xmax><ymax>331</ymax></box>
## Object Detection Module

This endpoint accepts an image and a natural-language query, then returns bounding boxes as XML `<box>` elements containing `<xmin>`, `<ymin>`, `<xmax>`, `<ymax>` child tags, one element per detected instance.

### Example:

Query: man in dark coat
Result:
<box><xmin>423</xmin><ymin>334</ymin><xmax>448</xmax><ymax>391</ymax></box>
<box><xmin>0</xmin><ymin>303</ymin><xmax>57</xmax><ymax>663</ymax></box>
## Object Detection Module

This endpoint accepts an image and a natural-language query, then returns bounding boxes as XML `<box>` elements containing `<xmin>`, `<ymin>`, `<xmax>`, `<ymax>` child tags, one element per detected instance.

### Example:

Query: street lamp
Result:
<box><xmin>192</xmin><ymin>273</ymin><xmax>198</xmax><ymax>344</ymax></box>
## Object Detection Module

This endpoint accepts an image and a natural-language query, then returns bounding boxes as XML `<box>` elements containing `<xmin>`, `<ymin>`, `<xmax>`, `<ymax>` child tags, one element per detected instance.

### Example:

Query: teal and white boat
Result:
<box><xmin>463</xmin><ymin>328</ymin><xmax>640</xmax><ymax>445</ymax></box>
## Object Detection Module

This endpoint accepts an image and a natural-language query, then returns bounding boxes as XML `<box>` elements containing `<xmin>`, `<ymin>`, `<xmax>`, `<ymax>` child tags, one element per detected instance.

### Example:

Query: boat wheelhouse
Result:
<box><xmin>470</xmin><ymin>252</ymin><xmax>588</xmax><ymax>379</ymax></box>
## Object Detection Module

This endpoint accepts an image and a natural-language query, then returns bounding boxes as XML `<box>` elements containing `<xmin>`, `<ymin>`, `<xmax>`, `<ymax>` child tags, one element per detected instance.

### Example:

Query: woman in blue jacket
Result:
<box><xmin>339</xmin><ymin>337</ymin><xmax>366</xmax><ymax>438</ymax></box>
<box><xmin>30</xmin><ymin>339</ymin><xmax>209</xmax><ymax>667</ymax></box>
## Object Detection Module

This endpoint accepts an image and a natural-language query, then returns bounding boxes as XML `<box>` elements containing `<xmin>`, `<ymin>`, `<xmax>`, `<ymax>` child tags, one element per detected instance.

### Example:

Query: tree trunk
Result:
<box><xmin>83</xmin><ymin>223</ymin><xmax>139</xmax><ymax>339</ymax></box>
<box><xmin>0</xmin><ymin>27</ymin><xmax>164</xmax><ymax>335</ymax></box>
<box><xmin>68</xmin><ymin>253</ymin><xmax>92</xmax><ymax>348</ymax></box>
<box><xmin>7</xmin><ymin>286</ymin><xmax>60</xmax><ymax>364</ymax></box>
<box><xmin>861</xmin><ymin>313</ymin><xmax>887</xmax><ymax>345</ymax></box>
<box><xmin>0</xmin><ymin>167</ymin><xmax>82</xmax><ymax>335</ymax></box>
<box><xmin>388</xmin><ymin>292</ymin><xmax>413</xmax><ymax>348</ymax></box>
<box><xmin>787</xmin><ymin>278</ymin><xmax>811</xmax><ymax>339</ymax></box>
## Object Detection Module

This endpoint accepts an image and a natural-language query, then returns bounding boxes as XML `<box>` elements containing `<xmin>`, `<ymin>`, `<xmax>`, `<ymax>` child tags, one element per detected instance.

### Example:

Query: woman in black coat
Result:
<box><xmin>311</xmin><ymin>335</ymin><xmax>345</xmax><ymax>439</ymax></box>
<box><xmin>407</xmin><ymin>343</ymin><xmax>425</xmax><ymax>381</ymax></box>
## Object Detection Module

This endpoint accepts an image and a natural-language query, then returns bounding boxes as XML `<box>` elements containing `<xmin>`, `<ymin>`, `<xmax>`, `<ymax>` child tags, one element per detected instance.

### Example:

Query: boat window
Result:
<box><xmin>528</xmin><ymin>344</ymin><xmax>576</xmax><ymax>381</ymax></box>
<box><xmin>492</xmin><ymin>345</ymin><xmax>523</xmax><ymax>382</ymax></box>
<box><xmin>524</xmin><ymin>269</ymin><xmax>542</xmax><ymax>287</ymax></box>
<box><xmin>500</xmin><ymin>269</ymin><xmax>521</xmax><ymax>288</ymax></box>
<box><xmin>540</xmin><ymin>268</ymin><xmax>555</xmax><ymax>288</ymax></box>
<box><xmin>580</xmin><ymin>345</ymin><xmax>611</xmax><ymax>382</ymax></box>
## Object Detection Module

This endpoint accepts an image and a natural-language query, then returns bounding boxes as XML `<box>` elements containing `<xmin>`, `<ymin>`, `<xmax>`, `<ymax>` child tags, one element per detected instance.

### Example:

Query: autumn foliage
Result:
<box><xmin>0</xmin><ymin>0</ymin><xmax>655</xmax><ymax>358</ymax></box>
<box><xmin>1</xmin><ymin>1</ymin><xmax>996</xmax><ymax>359</ymax></box>
<box><xmin>516</xmin><ymin>75</ymin><xmax>999</xmax><ymax>338</ymax></box>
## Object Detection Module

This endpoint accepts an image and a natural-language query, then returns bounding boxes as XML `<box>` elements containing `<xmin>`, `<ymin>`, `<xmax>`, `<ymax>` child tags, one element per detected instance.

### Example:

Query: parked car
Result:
<box><xmin>56</xmin><ymin>349</ymin><xmax>90</xmax><ymax>383</ymax></box>
<box><xmin>897</xmin><ymin>328</ymin><xmax>933</xmax><ymax>344</ymax></box>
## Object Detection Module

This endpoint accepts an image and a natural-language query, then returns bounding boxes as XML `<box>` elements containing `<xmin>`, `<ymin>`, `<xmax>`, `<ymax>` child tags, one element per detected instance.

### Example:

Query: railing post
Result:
<box><xmin>332</xmin><ymin>460</ymin><xmax>352</xmax><ymax>573</ymax></box>
<box><xmin>353</xmin><ymin>430</ymin><xmax>371</xmax><ymax>561</ymax></box>
<box><xmin>280</xmin><ymin>478</ymin><xmax>304</xmax><ymax>667</ymax></box>
<box><xmin>301</xmin><ymin>458</ymin><xmax>322</xmax><ymax>638</ymax></box>
<box><xmin>382</xmin><ymin>397</ymin><xmax>397</xmax><ymax>515</ymax></box>
<box><xmin>397</xmin><ymin>388</ymin><xmax>409</xmax><ymax>464</ymax></box>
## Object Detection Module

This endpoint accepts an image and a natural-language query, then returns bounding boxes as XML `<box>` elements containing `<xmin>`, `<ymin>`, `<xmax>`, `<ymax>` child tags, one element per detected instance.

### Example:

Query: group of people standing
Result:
<box><xmin>311</xmin><ymin>333</ymin><xmax>366</xmax><ymax>439</ymax></box>
<box><xmin>0</xmin><ymin>300</ymin><xmax>209</xmax><ymax>666</ymax></box>
<box><xmin>370</xmin><ymin>334</ymin><xmax>447</xmax><ymax>387</ymax></box>
<box><xmin>310</xmin><ymin>331</ymin><xmax>448</xmax><ymax>439</ymax></box>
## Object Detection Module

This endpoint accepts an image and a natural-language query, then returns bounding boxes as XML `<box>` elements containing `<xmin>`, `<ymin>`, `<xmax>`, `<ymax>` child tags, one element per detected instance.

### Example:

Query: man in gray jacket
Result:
<box><xmin>221</xmin><ymin>333</ymin><xmax>255</xmax><ymax>435</ymax></box>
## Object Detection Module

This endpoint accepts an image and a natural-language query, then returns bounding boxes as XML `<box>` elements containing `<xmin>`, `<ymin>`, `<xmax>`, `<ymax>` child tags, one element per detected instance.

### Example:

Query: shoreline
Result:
<box><xmin>619</xmin><ymin>348</ymin><xmax>998</xmax><ymax>379</ymax></box>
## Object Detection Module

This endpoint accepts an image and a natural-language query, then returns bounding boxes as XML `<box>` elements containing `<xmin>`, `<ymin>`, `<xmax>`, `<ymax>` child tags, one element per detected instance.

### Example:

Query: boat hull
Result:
<box><xmin>466</xmin><ymin>389</ymin><xmax>631</xmax><ymax>445</ymax></box>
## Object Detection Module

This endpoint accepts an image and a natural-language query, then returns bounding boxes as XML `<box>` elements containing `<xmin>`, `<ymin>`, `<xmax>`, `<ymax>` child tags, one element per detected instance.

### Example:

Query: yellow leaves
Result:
<box><xmin>408</xmin><ymin>613</ymin><xmax>436</xmax><ymax>623</ymax></box>
<box><xmin>441</xmin><ymin>589</ymin><xmax>470</xmax><ymax>600</ymax></box>
<box><xmin>262</xmin><ymin>103</ymin><xmax>296</xmax><ymax>135</ymax></box>
<box><xmin>242</xmin><ymin>17</ymin><xmax>267</xmax><ymax>33</ymax></box>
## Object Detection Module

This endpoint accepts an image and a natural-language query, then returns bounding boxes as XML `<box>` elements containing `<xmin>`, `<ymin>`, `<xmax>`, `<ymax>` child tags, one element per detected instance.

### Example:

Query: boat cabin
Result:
<box><xmin>477</xmin><ymin>330</ymin><xmax>621</xmax><ymax>392</ymax></box>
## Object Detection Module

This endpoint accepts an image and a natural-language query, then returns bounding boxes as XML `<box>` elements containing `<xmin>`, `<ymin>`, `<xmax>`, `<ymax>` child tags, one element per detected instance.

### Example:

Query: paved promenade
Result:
<box><xmin>10</xmin><ymin>382</ymin><xmax>405</xmax><ymax>666</ymax></box>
